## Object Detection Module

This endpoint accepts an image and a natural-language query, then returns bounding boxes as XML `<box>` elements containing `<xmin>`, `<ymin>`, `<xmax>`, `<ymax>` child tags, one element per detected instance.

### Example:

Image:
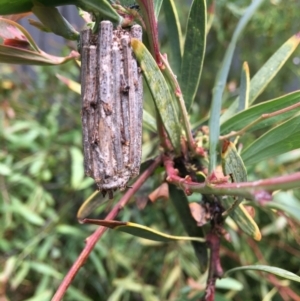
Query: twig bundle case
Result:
<box><xmin>80</xmin><ymin>21</ymin><xmax>143</xmax><ymax>193</ymax></box>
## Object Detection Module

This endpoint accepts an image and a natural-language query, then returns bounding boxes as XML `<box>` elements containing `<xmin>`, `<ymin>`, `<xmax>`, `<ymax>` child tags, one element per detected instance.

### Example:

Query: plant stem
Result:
<box><xmin>203</xmin><ymin>232</ymin><xmax>223</xmax><ymax>301</ymax></box>
<box><xmin>136</xmin><ymin>0</ymin><xmax>162</xmax><ymax>67</ymax></box>
<box><xmin>51</xmin><ymin>155</ymin><xmax>162</xmax><ymax>301</ymax></box>
<box><xmin>160</xmin><ymin>53</ymin><xmax>196</xmax><ymax>154</ymax></box>
<box><xmin>164</xmin><ymin>155</ymin><xmax>300</xmax><ymax>200</ymax></box>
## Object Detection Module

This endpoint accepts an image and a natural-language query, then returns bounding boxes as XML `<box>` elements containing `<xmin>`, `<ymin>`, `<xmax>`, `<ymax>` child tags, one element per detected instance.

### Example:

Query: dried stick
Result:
<box><xmin>51</xmin><ymin>155</ymin><xmax>162</xmax><ymax>301</ymax></box>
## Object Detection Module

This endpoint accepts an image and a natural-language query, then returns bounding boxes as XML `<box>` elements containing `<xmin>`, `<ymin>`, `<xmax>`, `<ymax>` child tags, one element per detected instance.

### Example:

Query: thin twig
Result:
<box><xmin>137</xmin><ymin>0</ymin><xmax>162</xmax><ymax>67</ymax></box>
<box><xmin>203</xmin><ymin>232</ymin><xmax>223</xmax><ymax>301</ymax></box>
<box><xmin>51</xmin><ymin>155</ymin><xmax>162</xmax><ymax>301</ymax></box>
<box><xmin>160</xmin><ymin>53</ymin><xmax>198</xmax><ymax>155</ymax></box>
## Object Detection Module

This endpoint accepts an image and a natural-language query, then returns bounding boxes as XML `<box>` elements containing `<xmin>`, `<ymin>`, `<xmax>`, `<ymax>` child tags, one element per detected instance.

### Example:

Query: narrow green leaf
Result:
<box><xmin>169</xmin><ymin>185</ymin><xmax>207</xmax><ymax>272</ymax></box>
<box><xmin>0</xmin><ymin>0</ymin><xmax>120</xmax><ymax>24</ymax></box>
<box><xmin>82</xmin><ymin>219</ymin><xmax>206</xmax><ymax>243</ymax></box>
<box><xmin>248</xmin><ymin>34</ymin><xmax>300</xmax><ymax>105</ymax></box>
<box><xmin>242</xmin><ymin>116</ymin><xmax>300</xmax><ymax>166</ymax></box>
<box><xmin>221</xmin><ymin>140</ymin><xmax>247</xmax><ymax>183</ymax></box>
<box><xmin>215</xmin><ymin>278</ymin><xmax>243</xmax><ymax>291</ymax></box>
<box><xmin>221</xmin><ymin>141</ymin><xmax>261</xmax><ymax>240</ymax></box>
<box><xmin>0</xmin><ymin>163</ymin><xmax>12</xmax><ymax>176</ymax></box>
<box><xmin>77</xmin><ymin>190</ymin><xmax>105</xmax><ymax>220</ymax></box>
<box><xmin>180</xmin><ymin>0</ymin><xmax>206</xmax><ymax>111</ymax></box>
<box><xmin>77</xmin><ymin>0</ymin><xmax>121</xmax><ymax>24</ymax></box>
<box><xmin>154</xmin><ymin>0</ymin><xmax>163</xmax><ymax>18</ymax></box>
<box><xmin>221</xmin><ymin>33</ymin><xmax>300</xmax><ymax>123</ymax></box>
<box><xmin>32</xmin><ymin>3</ymin><xmax>79</xmax><ymax>40</ymax></box>
<box><xmin>30</xmin><ymin>261</ymin><xmax>62</xmax><ymax>278</ymax></box>
<box><xmin>69</xmin><ymin>146</ymin><xmax>84</xmax><ymax>189</ymax></box>
<box><xmin>163</xmin><ymin>0</ymin><xmax>183</xmax><ymax>75</ymax></box>
<box><xmin>11</xmin><ymin>261</ymin><xmax>30</xmax><ymax>289</ymax></box>
<box><xmin>23</xmin><ymin>291</ymin><xmax>52</xmax><ymax>301</ymax></box>
<box><xmin>238</xmin><ymin>61</ymin><xmax>250</xmax><ymax>112</ymax></box>
<box><xmin>223</xmin><ymin>198</ymin><xmax>261</xmax><ymax>241</ymax></box>
<box><xmin>0</xmin><ymin>0</ymin><xmax>75</xmax><ymax>15</ymax></box>
<box><xmin>131</xmin><ymin>38</ymin><xmax>182</xmax><ymax>151</ymax></box>
<box><xmin>67</xmin><ymin>286</ymin><xmax>93</xmax><ymax>301</ymax></box>
<box><xmin>143</xmin><ymin>110</ymin><xmax>157</xmax><ymax>132</ymax></box>
<box><xmin>266</xmin><ymin>192</ymin><xmax>300</xmax><ymax>222</ymax></box>
<box><xmin>11</xmin><ymin>197</ymin><xmax>45</xmax><ymax>226</ymax></box>
<box><xmin>209</xmin><ymin>0</ymin><xmax>265</xmax><ymax>172</ymax></box>
<box><xmin>221</xmin><ymin>90</ymin><xmax>300</xmax><ymax>135</ymax></box>
<box><xmin>225</xmin><ymin>265</ymin><xmax>300</xmax><ymax>283</ymax></box>
<box><xmin>0</xmin><ymin>42</ymin><xmax>79</xmax><ymax>65</ymax></box>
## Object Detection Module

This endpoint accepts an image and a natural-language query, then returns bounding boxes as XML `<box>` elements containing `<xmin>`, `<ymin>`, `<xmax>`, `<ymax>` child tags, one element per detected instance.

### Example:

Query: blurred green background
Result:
<box><xmin>1</xmin><ymin>1</ymin><xmax>300</xmax><ymax>300</ymax></box>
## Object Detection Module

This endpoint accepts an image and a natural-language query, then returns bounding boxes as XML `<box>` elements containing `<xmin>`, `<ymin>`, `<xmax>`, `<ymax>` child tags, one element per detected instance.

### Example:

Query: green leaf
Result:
<box><xmin>242</xmin><ymin>116</ymin><xmax>300</xmax><ymax>166</ymax></box>
<box><xmin>0</xmin><ymin>45</ymin><xmax>79</xmax><ymax>65</ymax></box>
<box><xmin>221</xmin><ymin>141</ymin><xmax>261</xmax><ymax>240</ymax></box>
<box><xmin>131</xmin><ymin>38</ymin><xmax>182</xmax><ymax>151</ymax></box>
<box><xmin>215</xmin><ymin>277</ymin><xmax>243</xmax><ymax>291</ymax></box>
<box><xmin>23</xmin><ymin>290</ymin><xmax>52</xmax><ymax>301</ymax></box>
<box><xmin>154</xmin><ymin>0</ymin><xmax>163</xmax><ymax>18</ymax></box>
<box><xmin>266</xmin><ymin>191</ymin><xmax>300</xmax><ymax>222</ymax></box>
<box><xmin>221</xmin><ymin>33</ymin><xmax>300</xmax><ymax>123</ymax></box>
<box><xmin>82</xmin><ymin>219</ymin><xmax>206</xmax><ymax>243</ymax></box>
<box><xmin>11</xmin><ymin>261</ymin><xmax>30</xmax><ymax>289</ymax></box>
<box><xmin>248</xmin><ymin>34</ymin><xmax>300</xmax><ymax>105</ymax></box>
<box><xmin>0</xmin><ymin>0</ymin><xmax>120</xmax><ymax>24</ymax></box>
<box><xmin>66</xmin><ymin>288</ymin><xmax>93</xmax><ymax>301</ymax></box>
<box><xmin>163</xmin><ymin>0</ymin><xmax>183</xmax><ymax>75</ymax></box>
<box><xmin>32</xmin><ymin>3</ymin><xmax>79</xmax><ymax>40</ymax></box>
<box><xmin>223</xmin><ymin>198</ymin><xmax>261</xmax><ymax>241</ymax></box>
<box><xmin>221</xmin><ymin>90</ymin><xmax>300</xmax><ymax>135</ymax></box>
<box><xmin>0</xmin><ymin>163</ymin><xmax>12</xmax><ymax>176</ymax></box>
<box><xmin>0</xmin><ymin>0</ymin><xmax>75</xmax><ymax>15</ymax></box>
<box><xmin>11</xmin><ymin>197</ymin><xmax>45</xmax><ymax>226</ymax></box>
<box><xmin>169</xmin><ymin>185</ymin><xmax>207</xmax><ymax>272</ymax></box>
<box><xmin>225</xmin><ymin>265</ymin><xmax>300</xmax><ymax>283</ymax></box>
<box><xmin>77</xmin><ymin>0</ymin><xmax>121</xmax><ymax>24</ymax></box>
<box><xmin>30</xmin><ymin>261</ymin><xmax>62</xmax><ymax>278</ymax></box>
<box><xmin>77</xmin><ymin>190</ymin><xmax>106</xmax><ymax>220</ymax></box>
<box><xmin>69</xmin><ymin>146</ymin><xmax>84</xmax><ymax>189</ymax></box>
<box><xmin>180</xmin><ymin>0</ymin><xmax>206</xmax><ymax>111</ymax></box>
<box><xmin>221</xmin><ymin>140</ymin><xmax>247</xmax><ymax>183</ymax></box>
<box><xmin>143</xmin><ymin>110</ymin><xmax>157</xmax><ymax>132</ymax></box>
<box><xmin>209</xmin><ymin>0</ymin><xmax>265</xmax><ymax>172</ymax></box>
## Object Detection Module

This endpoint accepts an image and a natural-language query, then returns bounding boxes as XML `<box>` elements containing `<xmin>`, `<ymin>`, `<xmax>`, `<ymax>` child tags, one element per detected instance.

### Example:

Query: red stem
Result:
<box><xmin>164</xmin><ymin>156</ymin><xmax>300</xmax><ymax>200</ymax></box>
<box><xmin>137</xmin><ymin>0</ymin><xmax>162</xmax><ymax>67</ymax></box>
<box><xmin>51</xmin><ymin>156</ymin><xmax>162</xmax><ymax>301</ymax></box>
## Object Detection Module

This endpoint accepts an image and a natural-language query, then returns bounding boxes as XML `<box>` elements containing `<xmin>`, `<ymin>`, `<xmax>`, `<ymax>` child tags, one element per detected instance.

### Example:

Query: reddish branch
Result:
<box><xmin>164</xmin><ymin>155</ymin><xmax>300</xmax><ymax>201</ymax></box>
<box><xmin>137</xmin><ymin>0</ymin><xmax>162</xmax><ymax>67</ymax></box>
<box><xmin>202</xmin><ymin>231</ymin><xmax>223</xmax><ymax>301</ymax></box>
<box><xmin>51</xmin><ymin>155</ymin><xmax>162</xmax><ymax>301</ymax></box>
